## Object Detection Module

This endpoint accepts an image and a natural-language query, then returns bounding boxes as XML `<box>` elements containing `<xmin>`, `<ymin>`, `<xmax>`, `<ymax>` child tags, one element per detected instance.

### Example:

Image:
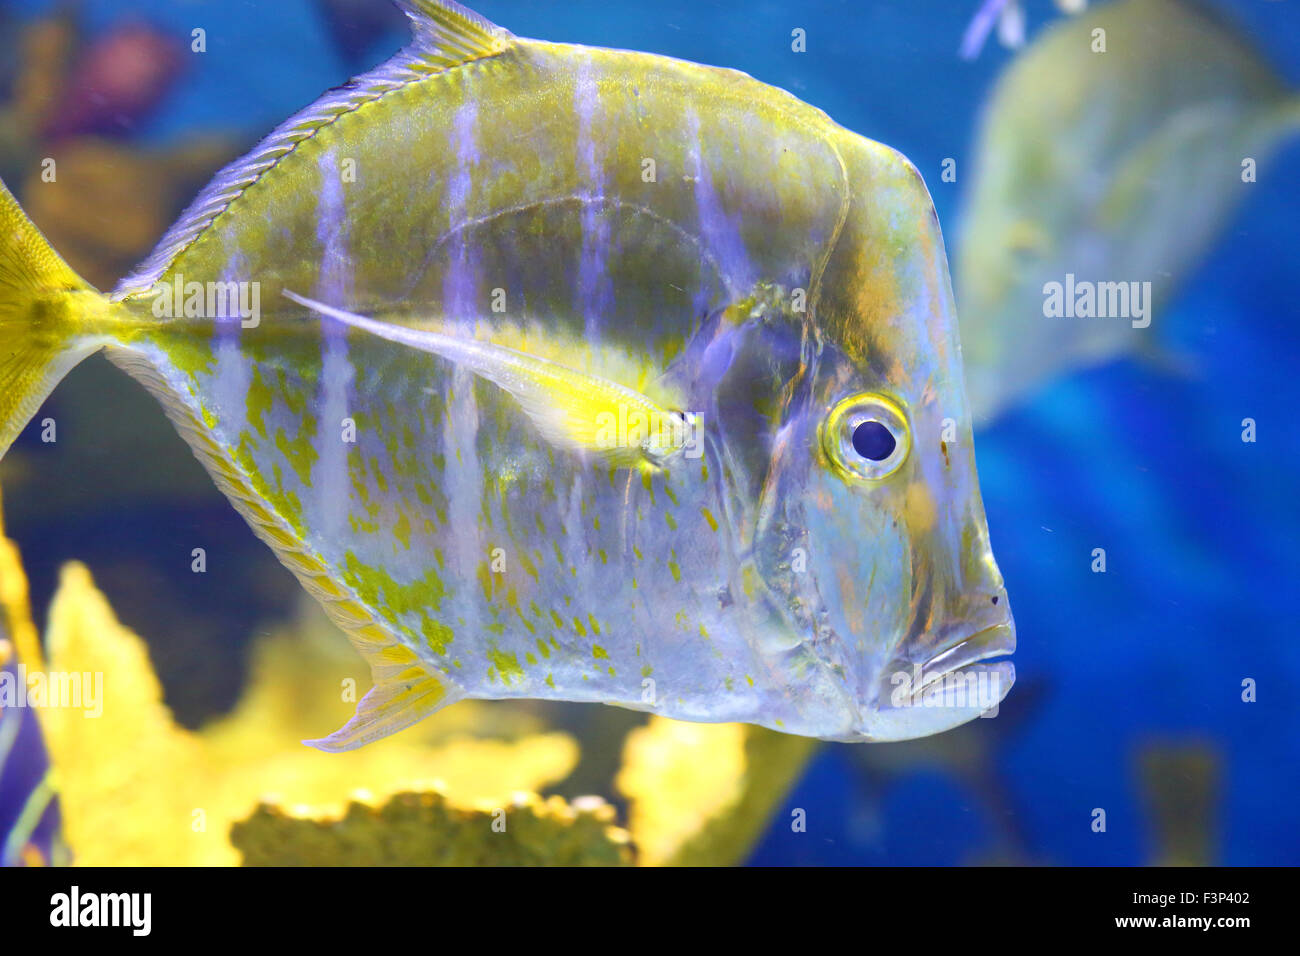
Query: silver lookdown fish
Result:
<box><xmin>0</xmin><ymin>0</ymin><xmax>1014</xmax><ymax>748</ymax></box>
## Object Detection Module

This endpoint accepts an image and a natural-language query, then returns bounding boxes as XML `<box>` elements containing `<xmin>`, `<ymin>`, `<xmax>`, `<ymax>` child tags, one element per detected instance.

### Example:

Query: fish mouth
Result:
<box><xmin>849</xmin><ymin>620</ymin><xmax>1016</xmax><ymax>742</ymax></box>
<box><xmin>914</xmin><ymin>620</ymin><xmax>1016</xmax><ymax>687</ymax></box>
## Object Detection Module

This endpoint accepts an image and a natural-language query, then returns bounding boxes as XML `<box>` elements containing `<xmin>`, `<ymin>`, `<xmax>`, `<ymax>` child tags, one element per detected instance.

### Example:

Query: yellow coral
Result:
<box><xmin>40</xmin><ymin>563</ymin><xmax>211</xmax><ymax>865</ymax></box>
<box><xmin>0</xmin><ymin>497</ymin><xmax>41</xmax><ymax>672</ymax></box>
<box><xmin>232</xmin><ymin>789</ymin><xmax>631</xmax><ymax>866</ymax></box>
<box><xmin>617</xmin><ymin>716</ymin><xmax>818</xmax><ymax>866</ymax></box>
<box><xmin>0</xmin><ymin>490</ymin><xmax>57</xmax><ymax>866</ymax></box>
<box><xmin>617</xmin><ymin>719</ymin><xmax>748</xmax><ymax>865</ymax></box>
<box><xmin>35</xmin><ymin>564</ymin><xmax>583</xmax><ymax>865</ymax></box>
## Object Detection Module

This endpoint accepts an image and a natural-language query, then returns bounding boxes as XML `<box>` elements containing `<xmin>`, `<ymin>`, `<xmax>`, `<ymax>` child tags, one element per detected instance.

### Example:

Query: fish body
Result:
<box><xmin>0</xmin><ymin>1</ymin><xmax>1013</xmax><ymax>748</ymax></box>
<box><xmin>957</xmin><ymin>0</ymin><xmax>1300</xmax><ymax>420</ymax></box>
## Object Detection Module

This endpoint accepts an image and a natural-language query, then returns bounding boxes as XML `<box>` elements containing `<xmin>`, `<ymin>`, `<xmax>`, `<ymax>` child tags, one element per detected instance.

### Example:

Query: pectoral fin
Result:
<box><xmin>283</xmin><ymin>291</ymin><xmax>691</xmax><ymax>464</ymax></box>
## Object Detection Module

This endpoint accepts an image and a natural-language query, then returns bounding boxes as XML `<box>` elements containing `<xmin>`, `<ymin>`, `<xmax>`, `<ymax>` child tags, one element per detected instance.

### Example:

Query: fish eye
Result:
<box><xmin>822</xmin><ymin>392</ymin><xmax>910</xmax><ymax>481</ymax></box>
<box><xmin>852</xmin><ymin>420</ymin><xmax>895</xmax><ymax>461</ymax></box>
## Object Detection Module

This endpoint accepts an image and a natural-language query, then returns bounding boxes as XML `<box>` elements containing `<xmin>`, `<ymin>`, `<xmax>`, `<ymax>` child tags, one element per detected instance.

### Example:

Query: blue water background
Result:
<box><xmin>2</xmin><ymin>0</ymin><xmax>1297</xmax><ymax>865</ymax></box>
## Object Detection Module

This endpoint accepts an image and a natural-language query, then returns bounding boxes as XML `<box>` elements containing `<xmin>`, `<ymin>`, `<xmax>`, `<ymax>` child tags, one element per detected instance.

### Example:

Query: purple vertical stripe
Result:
<box><xmin>688</xmin><ymin>110</ymin><xmax>754</xmax><ymax>300</ymax></box>
<box><xmin>315</xmin><ymin>150</ymin><xmax>355</xmax><ymax>537</ymax></box>
<box><xmin>575</xmin><ymin>60</ymin><xmax>612</xmax><ymax>342</ymax></box>
<box><xmin>444</xmin><ymin>101</ymin><xmax>481</xmax><ymax>328</ymax></box>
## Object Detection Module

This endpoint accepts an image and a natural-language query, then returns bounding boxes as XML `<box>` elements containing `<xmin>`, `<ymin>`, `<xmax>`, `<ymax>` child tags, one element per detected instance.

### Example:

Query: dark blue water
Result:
<box><xmin>2</xmin><ymin>0</ymin><xmax>1297</xmax><ymax>865</ymax></box>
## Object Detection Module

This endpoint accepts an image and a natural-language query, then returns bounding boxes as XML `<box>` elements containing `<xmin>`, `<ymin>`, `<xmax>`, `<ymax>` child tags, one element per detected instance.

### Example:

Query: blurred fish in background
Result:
<box><xmin>1136</xmin><ymin>739</ymin><xmax>1220</xmax><ymax>866</ymax></box>
<box><xmin>956</xmin><ymin>0</ymin><xmax>1300</xmax><ymax>421</ymax></box>
<box><xmin>942</xmin><ymin>0</ymin><xmax>1299</xmax><ymax>870</ymax></box>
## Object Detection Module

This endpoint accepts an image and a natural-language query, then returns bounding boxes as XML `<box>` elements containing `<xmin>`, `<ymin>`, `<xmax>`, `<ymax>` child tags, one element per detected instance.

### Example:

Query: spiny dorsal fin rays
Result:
<box><xmin>397</xmin><ymin>0</ymin><xmax>515</xmax><ymax>67</ymax></box>
<box><xmin>113</xmin><ymin>2</ymin><xmax>513</xmax><ymax>302</ymax></box>
<box><xmin>283</xmin><ymin>290</ymin><xmax>691</xmax><ymax>466</ymax></box>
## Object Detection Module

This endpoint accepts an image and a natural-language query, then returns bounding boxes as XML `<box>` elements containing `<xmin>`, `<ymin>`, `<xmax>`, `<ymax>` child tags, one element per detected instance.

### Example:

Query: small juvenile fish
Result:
<box><xmin>0</xmin><ymin>0</ymin><xmax>1013</xmax><ymax>749</ymax></box>
<box><xmin>956</xmin><ymin>0</ymin><xmax>1300</xmax><ymax>420</ymax></box>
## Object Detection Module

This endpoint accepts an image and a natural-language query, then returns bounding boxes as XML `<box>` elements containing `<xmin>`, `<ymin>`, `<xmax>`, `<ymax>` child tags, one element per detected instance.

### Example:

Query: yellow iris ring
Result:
<box><xmin>820</xmin><ymin>391</ymin><xmax>911</xmax><ymax>482</ymax></box>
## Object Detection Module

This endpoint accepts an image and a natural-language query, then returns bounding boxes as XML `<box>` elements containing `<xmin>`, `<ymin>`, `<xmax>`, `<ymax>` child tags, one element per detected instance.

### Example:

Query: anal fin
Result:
<box><xmin>305</xmin><ymin>657</ymin><xmax>457</xmax><ymax>752</ymax></box>
<box><xmin>108</xmin><ymin>347</ymin><xmax>464</xmax><ymax>754</ymax></box>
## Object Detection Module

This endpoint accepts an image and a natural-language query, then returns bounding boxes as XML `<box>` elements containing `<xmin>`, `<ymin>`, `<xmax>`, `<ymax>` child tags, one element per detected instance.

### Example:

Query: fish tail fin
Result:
<box><xmin>0</xmin><ymin>177</ymin><xmax>120</xmax><ymax>460</ymax></box>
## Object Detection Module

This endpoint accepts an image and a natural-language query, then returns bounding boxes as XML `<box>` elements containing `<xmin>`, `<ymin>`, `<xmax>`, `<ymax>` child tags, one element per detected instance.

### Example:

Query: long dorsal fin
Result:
<box><xmin>113</xmin><ymin>2</ymin><xmax>514</xmax><ymax>302</ymax></box>
<box><xmin>398</xmin><ymin>0</ymin><xmax>513</xmax><ymax>66</ymax></box>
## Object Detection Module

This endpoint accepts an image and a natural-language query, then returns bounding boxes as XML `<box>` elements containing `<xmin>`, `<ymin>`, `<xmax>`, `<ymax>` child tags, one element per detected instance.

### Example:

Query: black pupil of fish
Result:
<box><xmin>852</xmin><ymin>420</ymin><xmax>896</xmax><ymax>461</ymax></box>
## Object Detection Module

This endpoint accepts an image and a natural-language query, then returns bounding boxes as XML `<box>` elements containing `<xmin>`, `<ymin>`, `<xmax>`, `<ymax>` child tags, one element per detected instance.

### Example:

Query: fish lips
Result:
<box><xmin>845</xmin><ymin>619</ymin><xmax>1017</xmax><ymax>742</ymax></box>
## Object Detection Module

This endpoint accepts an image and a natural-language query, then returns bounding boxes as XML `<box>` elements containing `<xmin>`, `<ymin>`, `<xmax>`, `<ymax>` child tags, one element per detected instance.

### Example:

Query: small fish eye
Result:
<box><xmin>821</xmin><ymin>392</ymin><xmax>910</xmax><ymax>481</ymax></box>
<box><xmin>851</xmin><ymin>420</ymin><xmax>896</xmax><ymax>461</ymax></box>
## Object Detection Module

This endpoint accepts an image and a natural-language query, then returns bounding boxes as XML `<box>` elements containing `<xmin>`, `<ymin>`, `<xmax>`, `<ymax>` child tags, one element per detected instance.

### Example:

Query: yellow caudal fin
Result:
<box><xmin>0</xmin><ymin>177</ymin><xmax>118</xmax><ymax>460</ymax></box>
